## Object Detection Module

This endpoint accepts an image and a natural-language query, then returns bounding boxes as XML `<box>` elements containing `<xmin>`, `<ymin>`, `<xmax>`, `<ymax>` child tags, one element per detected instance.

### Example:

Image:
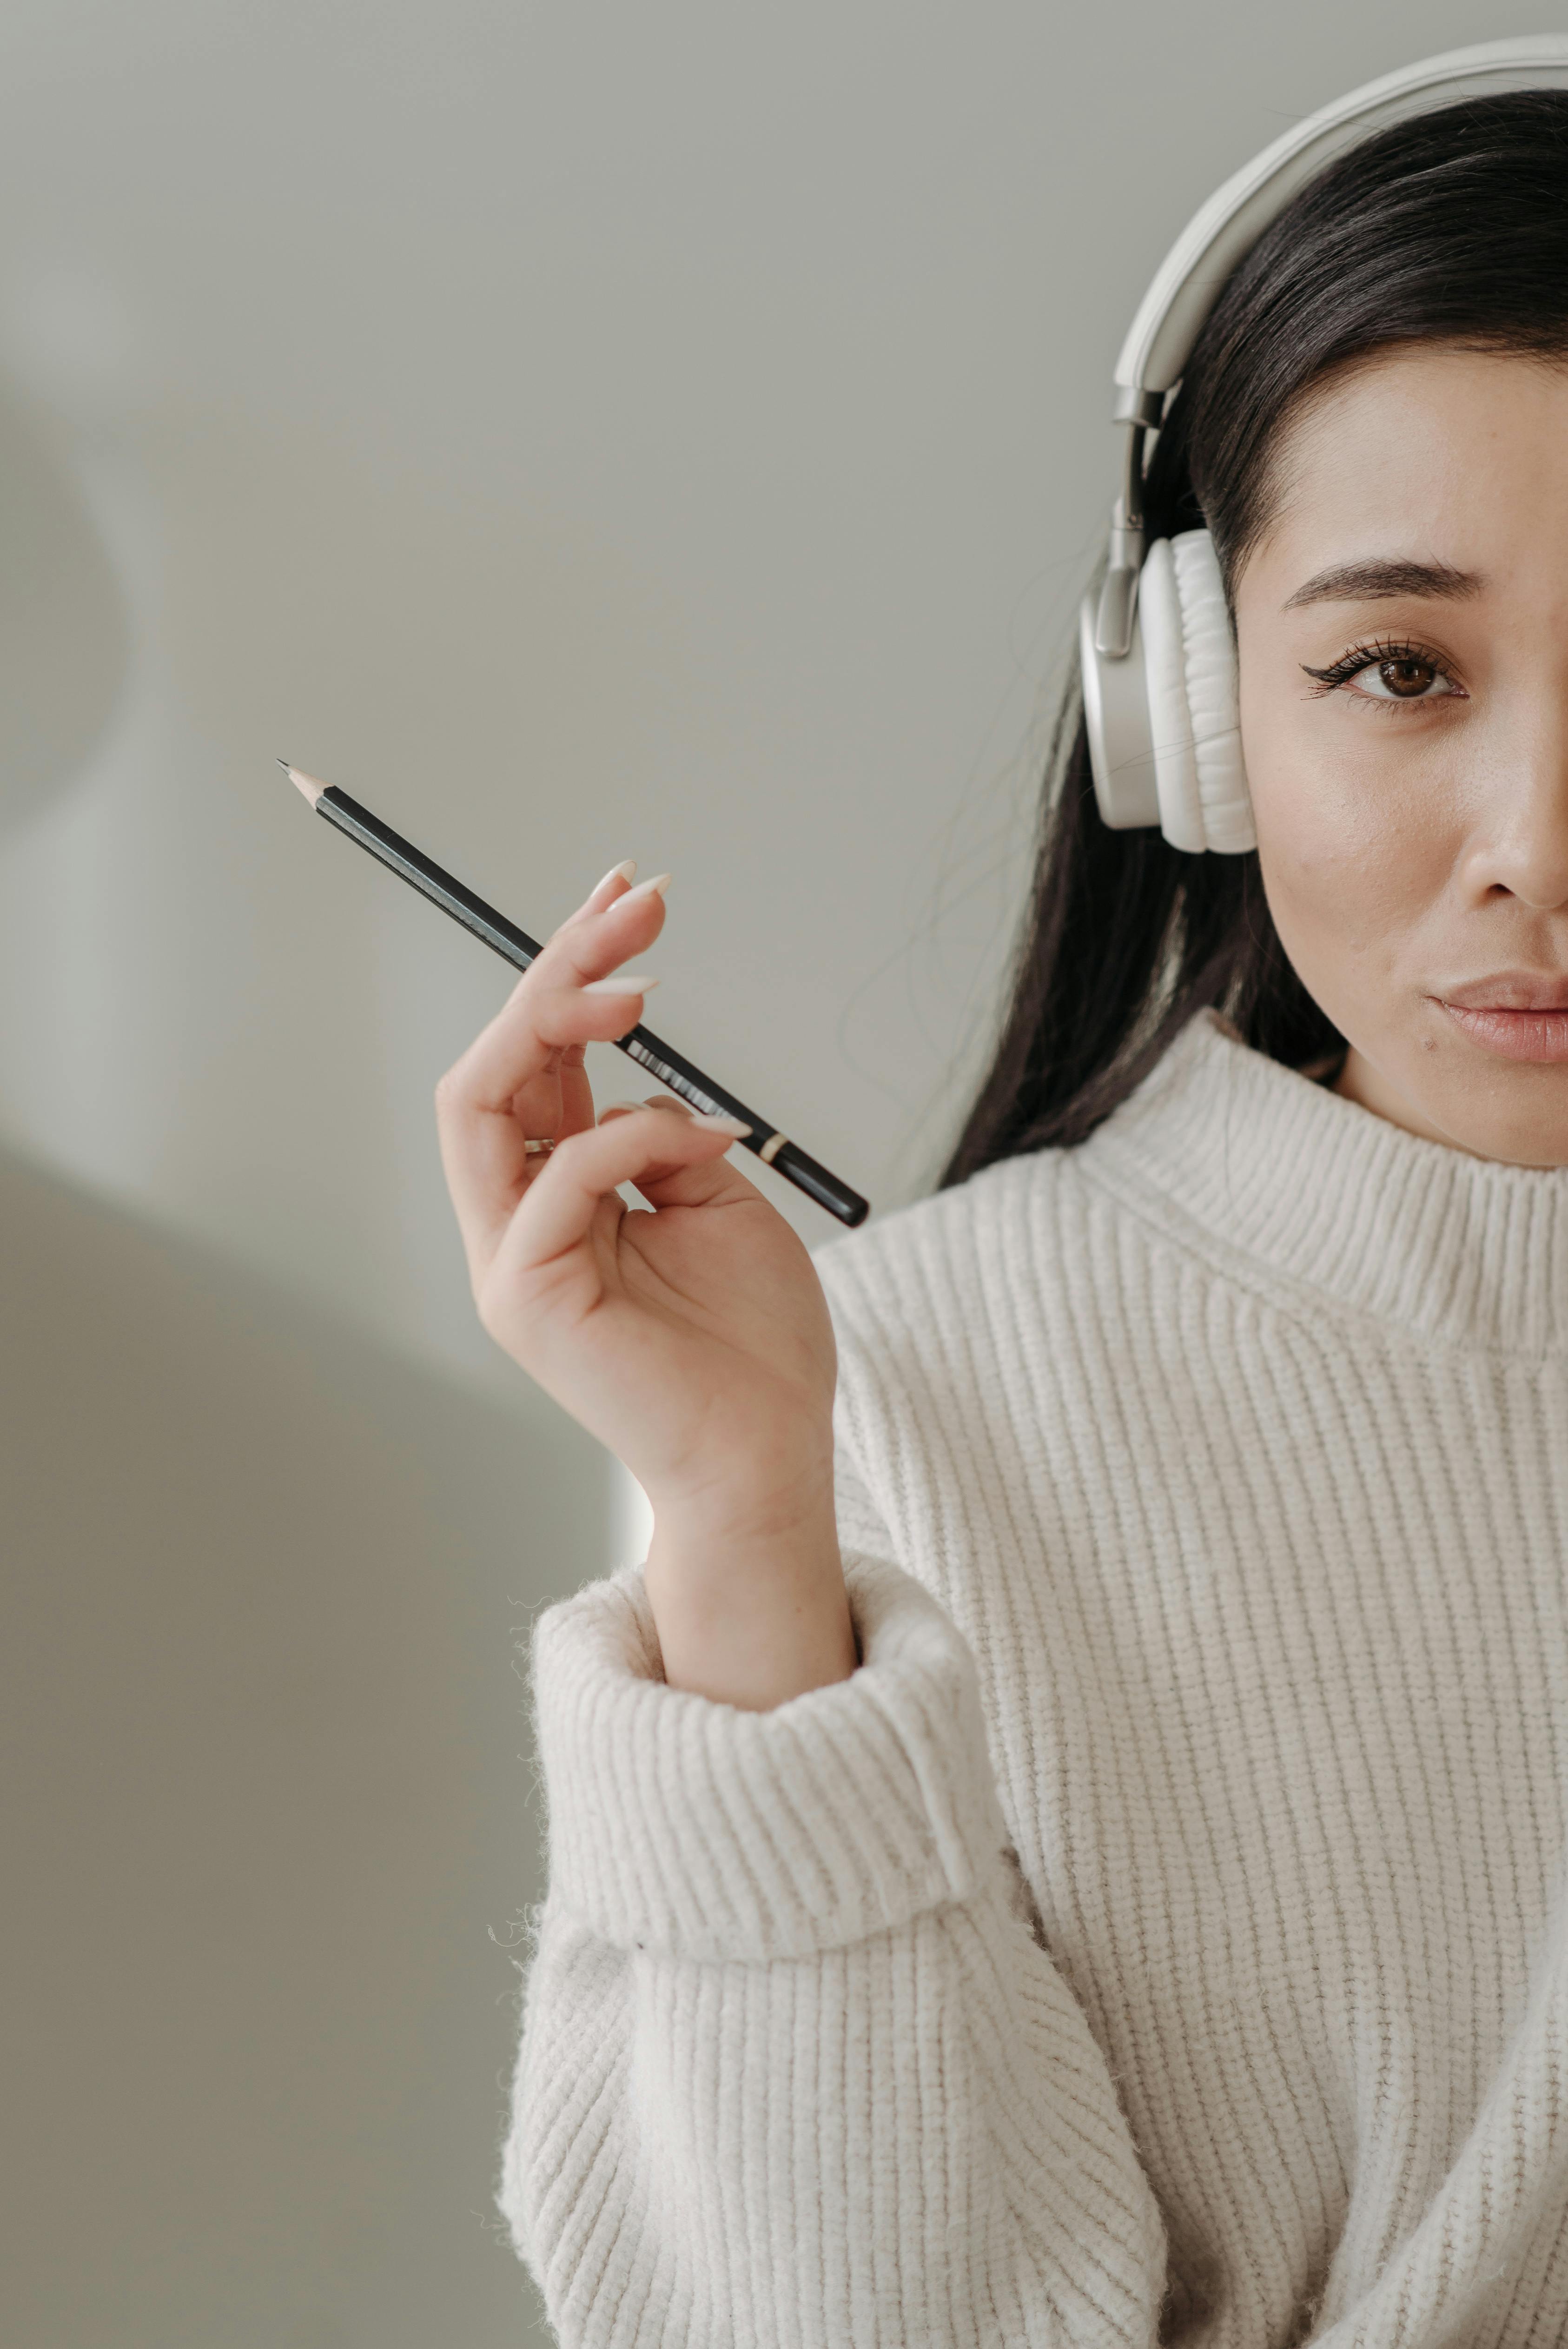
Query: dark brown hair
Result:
<box><xmin>943</xmin><ymin>90</ymin><xmax>1568</xmax><ymax>1184</ymax></box>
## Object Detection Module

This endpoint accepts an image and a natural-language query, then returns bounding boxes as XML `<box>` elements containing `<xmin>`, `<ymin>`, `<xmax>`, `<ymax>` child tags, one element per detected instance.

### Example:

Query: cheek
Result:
<box><xmin>1237</xmin><ymin>669</ymin><xmax>1445</xmax><ymax>972</ymax></box>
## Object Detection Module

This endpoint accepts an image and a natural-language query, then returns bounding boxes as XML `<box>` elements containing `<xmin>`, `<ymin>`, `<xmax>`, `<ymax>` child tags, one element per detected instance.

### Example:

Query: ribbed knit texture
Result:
<box><xmin>501</xmin><ymin>1010</ymin><xmax>1568</xmax><ymax>2347</ymax></box>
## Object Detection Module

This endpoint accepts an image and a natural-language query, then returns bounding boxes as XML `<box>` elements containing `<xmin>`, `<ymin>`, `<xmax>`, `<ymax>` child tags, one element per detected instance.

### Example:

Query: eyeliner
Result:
<box><xmin>278</xmin><ymin>763</ymin><xmax>869</xmax><ymax>1228</ymax></box>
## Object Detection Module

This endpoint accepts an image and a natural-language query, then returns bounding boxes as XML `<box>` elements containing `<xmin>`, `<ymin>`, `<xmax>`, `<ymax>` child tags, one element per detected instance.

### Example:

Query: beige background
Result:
<box><xmin>0</xmin><ymin>4</ymin><xmax>1546</xmax><ymax>2342</ymax></box>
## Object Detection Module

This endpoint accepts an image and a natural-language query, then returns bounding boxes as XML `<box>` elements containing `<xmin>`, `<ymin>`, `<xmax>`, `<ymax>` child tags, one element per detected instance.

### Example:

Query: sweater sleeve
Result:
<box><xmin>498</xmin><ymin>1481</ymin><xmax>1167</xmax><ymax>2348</ymax></box>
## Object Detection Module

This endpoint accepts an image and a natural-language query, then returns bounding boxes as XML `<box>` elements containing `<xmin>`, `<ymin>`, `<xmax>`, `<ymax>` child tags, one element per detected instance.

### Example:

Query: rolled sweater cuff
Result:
<box><xmin>529</xmin><ymin>1552</ymin><xmax>1011</xmax><ymax>1963</ymax></box>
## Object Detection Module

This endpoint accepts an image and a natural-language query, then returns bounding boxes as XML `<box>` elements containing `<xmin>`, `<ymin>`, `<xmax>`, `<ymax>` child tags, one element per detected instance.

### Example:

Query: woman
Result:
<box><xmin>436</xmin><ymin>65</ymin><xmax>1568</xmax><ymax>2349</ymax></box>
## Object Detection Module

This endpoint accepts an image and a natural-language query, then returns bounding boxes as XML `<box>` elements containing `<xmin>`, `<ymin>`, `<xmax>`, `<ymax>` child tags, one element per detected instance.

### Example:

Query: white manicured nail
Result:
<box><xmin>691</xmin><ymin>1112</ymin><xmax>750</xmax><ymax>1137</ymax></box>
<box><xmin>583</xmin><ymin>974</ymin><xmax>658</xmax><ymax>995</ymax></box>
<box><xmin>619</xmin><ymin>871</ymin><xmax>672</xmax><ymax>902</ymax></box>
<box><xmin>593</xmin><ymin>859</ymin><xmax>637</xmax><ymax>893</ymax></box>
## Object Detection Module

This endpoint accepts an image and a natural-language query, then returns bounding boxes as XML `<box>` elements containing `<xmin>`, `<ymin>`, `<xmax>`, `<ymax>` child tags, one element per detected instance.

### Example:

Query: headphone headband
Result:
<box><xmin>1095</xmin><ymin>36</ymin><xmax>1568</xmax><ymax>657</ymax></box>
<box><xmin>1118</xmin><ymin>36</ymin><xmax>1568</xmax><ymax>404</ymax></box>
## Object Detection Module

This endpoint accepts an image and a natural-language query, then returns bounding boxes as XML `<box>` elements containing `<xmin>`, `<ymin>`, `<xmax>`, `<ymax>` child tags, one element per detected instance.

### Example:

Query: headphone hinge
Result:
<box><xmin>1111</xmin><ymin>384</ymin><xmax>1165</xmax><ymax>429</ymax></box>
<box><xmin>1093</xmin><ymin>422</ymin><xmax>1150</xmax><ymax>656</ymax></box>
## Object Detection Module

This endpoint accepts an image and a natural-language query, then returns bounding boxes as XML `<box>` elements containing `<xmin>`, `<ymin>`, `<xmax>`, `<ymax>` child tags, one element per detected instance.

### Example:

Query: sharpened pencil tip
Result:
<box><xmin>278</xmin><ymin>760</ymin><xmax>326</xmax><ymax>808</ymax></box>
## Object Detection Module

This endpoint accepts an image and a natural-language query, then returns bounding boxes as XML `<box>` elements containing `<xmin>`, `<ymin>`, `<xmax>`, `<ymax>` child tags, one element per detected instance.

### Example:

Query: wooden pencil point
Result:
<box><xmin>278</xmin><ymin>761</ymin><xmax>326</xmax><ymax>808</ymax></box>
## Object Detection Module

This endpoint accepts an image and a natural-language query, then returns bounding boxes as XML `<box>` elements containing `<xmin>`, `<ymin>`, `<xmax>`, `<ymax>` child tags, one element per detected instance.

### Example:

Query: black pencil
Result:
<box><xmin>279</xmin><ymin>763</ymin><xmax>870</xmax><ymax>1228</ymax></box>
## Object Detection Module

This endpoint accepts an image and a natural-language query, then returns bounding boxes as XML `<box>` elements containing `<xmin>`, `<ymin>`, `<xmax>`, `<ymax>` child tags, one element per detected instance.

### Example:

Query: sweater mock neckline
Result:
<box><xmin>1081</xmin><ymin>1007</ymin><xmax>1568</xmax><ymax>1358</ymax></box>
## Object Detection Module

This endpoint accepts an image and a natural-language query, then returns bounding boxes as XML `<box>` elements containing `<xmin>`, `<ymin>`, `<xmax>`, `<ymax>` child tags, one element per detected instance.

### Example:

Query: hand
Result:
<box><xmin>434</xmin><ymin>860</ymin><xmax>855</xmax><ymax>1707</ymax></box>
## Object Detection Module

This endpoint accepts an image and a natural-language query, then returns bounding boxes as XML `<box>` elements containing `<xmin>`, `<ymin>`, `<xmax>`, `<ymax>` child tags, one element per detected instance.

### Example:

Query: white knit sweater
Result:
<box><xmin>500</xmin><ymin>1009</ymin><xmax>1568</xmax><ymax>2348</ymax></box>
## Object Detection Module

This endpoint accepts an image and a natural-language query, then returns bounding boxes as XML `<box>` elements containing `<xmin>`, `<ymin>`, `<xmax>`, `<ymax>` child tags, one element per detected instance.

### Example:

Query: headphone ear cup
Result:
<box><xmin>1140</xmin><ymin>530</ymin><xmax>1255</xmax><ymax>853</ymax></box>
<box><xmin>1138</xmin><ymin>538</ymin><xmax>1205</xmax><ymax>851</ymax></box>
<box><xmin>1078</xmin><ymin>591</ymin><xmax>1160</xmax><ymax>829</ymax></box>
<box><xmin>1079</xmin><ymin>530</ymin><xmax>1255</xmax><ymax>850</ymax></box>
<box><xmin>1171</xmin><ymin>529</ymin><xmax>1255</xmax><ymax>853</ymax></box>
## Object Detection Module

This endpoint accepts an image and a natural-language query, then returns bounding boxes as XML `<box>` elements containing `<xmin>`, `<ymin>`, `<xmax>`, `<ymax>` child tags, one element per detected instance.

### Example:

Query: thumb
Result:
<box><xmin>595</xmin><ymin>1096</ymin><xmax>765</xmax><ymax>1211</ymax></box>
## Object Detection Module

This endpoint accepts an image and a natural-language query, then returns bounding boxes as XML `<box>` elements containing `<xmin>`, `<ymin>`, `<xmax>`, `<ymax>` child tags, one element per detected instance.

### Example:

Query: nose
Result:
<box><xmin>1462</xmin><ymin>703</ymin><xmax>1568</xmax><ymax>911</ymax></box>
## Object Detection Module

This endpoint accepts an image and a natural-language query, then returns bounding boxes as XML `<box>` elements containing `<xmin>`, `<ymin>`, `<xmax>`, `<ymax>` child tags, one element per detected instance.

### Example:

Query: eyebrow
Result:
<box><xmin>1283</xmin><ymin>557</ymin><xmax>1483</xmax><ymax>611</ymax></box>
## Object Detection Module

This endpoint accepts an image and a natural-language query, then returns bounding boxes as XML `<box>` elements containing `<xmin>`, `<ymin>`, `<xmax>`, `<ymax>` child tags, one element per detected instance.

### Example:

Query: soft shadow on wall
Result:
<box><xmin>0</xmin><ymin>382</ymin><xmax>594</xmax><ymax>2345</ymax></box>
<box><xmin>1</xmin><ymin>1150</ymin><xmax>601</xmax><ymax>2349</ymax></box>
<box><xmin>0</xmin><ymin>375</ymin><xmax>131</xmax><ymax>831</ymax></box>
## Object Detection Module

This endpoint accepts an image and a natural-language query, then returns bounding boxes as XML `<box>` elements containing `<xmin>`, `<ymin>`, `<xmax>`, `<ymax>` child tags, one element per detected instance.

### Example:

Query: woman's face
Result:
<box><xmin>1235</xmin><ymin>347</ymin><xmax>1568</xmax><ymax>1166</ymax></box>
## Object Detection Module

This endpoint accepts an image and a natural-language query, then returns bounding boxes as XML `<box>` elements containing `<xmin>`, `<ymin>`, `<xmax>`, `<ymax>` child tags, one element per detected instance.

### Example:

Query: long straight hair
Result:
<box><xmin>943</xmin><ymin>91</ymin><xmax>1568</xmax><ymax>1184</ymax></box>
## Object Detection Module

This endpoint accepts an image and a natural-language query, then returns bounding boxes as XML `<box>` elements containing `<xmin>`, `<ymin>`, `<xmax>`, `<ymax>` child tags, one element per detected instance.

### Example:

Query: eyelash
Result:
<box><xmin>1299</xmin><ymin>637</ymin><xmax>1465</xmax><ymax>708</ymax></box>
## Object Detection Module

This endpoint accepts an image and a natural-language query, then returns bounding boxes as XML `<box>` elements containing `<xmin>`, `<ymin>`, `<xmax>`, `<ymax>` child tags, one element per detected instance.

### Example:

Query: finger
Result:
<box><xmin>445</xmin><ymin>966</ymin><xmax>657</xmax><ymax>1125</ymax></box>
<box><xmin>538</xmin><ymin>870</ymin><xmax>671</xmax><ymax>987</ymax></box>
<box><xmin>583</xmin><ymin>858</ymin><xmax>637</xmax><ymax>913</ymax></box>
<box><xmin>436</xmin><ymin>981</ymin><xmax>657</xmax><ymax>1275</ymax></box>
<box><xmin>495</xmin><ymin>973</ymin><xmax>657</xmax><ymax>1165</ymax></box>
<box><xmin>441</xmin><ymin>871</ymin><xmax>665</xmax><ymax>1133</ymax></box>
<box><xmin>595</xmin><ymin>1098</ymin><xmax>772</xmax><ymax>1214</ymax></box>
<box><xmin>500</xmin><ymin>1105</ymin><xmax>751</xmax><ymax>1273</ymax></box>
<box><xmin>555</xmin><ymin>1039</ymin><xmax>596</xmax><ymax>1137</ymax></box>
<box><xmin>435</xmin><ymin>863</ymin><xmax>671</xmax><ymax>1272</ymax></box>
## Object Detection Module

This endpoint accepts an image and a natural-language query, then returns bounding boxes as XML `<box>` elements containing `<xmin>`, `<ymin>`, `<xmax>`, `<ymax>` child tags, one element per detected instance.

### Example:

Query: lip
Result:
<box><xmin>1436</xmin><ymin>976</ymin><xmax>1568</xmax><ymax>1062</ymax></box>
<box><xmin>1442</xmin><ymin>972</ymin><xmax>1568</xmax><ymax>1013</ymax></box>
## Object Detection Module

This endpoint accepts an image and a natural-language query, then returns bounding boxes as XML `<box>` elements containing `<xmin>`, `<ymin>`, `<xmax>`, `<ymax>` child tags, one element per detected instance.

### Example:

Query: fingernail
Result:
<box><xmin>592</xmin><ymin>859</ymin><xmax>637</xmax><ymax>895</ymax></box>
<box><xmin>691</xmin><ymin>1112</ymin><xmax>750</xmax><ymax>1137</ymax></box>
<box><xmin>582</xmin><ymin>974</ymin><xmax>659</xmax><ymax>995</ymax></box>
<box><xmin>618</xmin><ymin>871</ymin><xmax>672</xmax><ymax>902</ymax></box>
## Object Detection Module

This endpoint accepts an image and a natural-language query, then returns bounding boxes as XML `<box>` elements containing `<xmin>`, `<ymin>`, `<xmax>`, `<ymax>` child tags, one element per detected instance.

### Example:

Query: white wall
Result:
<box><xmin>0</xmin><ymin>4</ymin><xmax>1546</xmax><ymax>2342</ymax></box>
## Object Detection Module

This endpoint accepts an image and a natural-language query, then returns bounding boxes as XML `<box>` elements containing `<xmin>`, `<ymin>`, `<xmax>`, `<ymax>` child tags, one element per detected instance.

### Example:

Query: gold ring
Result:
<box><xmin>523</xmin><ymin>1138</ymin><xmax>556</xmax><ymax>1157</ymax></box>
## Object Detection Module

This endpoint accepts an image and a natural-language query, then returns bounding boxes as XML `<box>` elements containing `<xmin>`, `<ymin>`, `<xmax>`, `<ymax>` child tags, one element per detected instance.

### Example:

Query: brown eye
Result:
<box><xmin>1356</xmin><ymin>653</ymin><xmax>1456</xmax><ymax>703</ymax></box>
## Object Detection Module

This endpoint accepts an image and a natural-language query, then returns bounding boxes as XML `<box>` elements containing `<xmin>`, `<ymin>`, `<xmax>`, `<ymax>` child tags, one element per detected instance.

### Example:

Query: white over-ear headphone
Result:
<box><xmin>1084</xmin><ymin>35</ymin><xmax>1568</xmax><ymax>853</ymax></box>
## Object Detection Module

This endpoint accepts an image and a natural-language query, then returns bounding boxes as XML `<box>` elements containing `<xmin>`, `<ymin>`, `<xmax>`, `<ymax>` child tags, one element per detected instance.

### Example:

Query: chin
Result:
<box><xmin>1408</xmin><ymin>1070</ymin><xmax>1568</xmax><ymax>1170</ymax></box>
<box><xmin>1334</xmin><ymin>990</ymin><xmax>1568</xmax><ymax>1168</ymax></box>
